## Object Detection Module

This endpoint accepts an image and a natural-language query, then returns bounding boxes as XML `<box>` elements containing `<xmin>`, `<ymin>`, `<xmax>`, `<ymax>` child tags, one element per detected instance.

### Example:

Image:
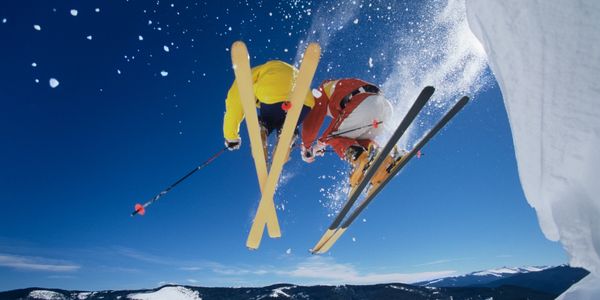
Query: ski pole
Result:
<box><xmin>131</xmin><ymin>147</ymin><xmax>228</xmax><ymax>216</ymax></box>
<box><xmin>323</xmin><ymin>120</ymin><xmax>382</xmax><ymax>141</ymax></box>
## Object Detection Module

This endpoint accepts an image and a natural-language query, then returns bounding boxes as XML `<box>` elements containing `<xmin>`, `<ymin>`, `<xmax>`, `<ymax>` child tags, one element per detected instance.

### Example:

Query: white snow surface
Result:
<box><xmin>557</xmin><ymin>273</ymin><xmax>600</xmax><ymax>300</ymax></box>
<box><xmin>269</xmin><ymin>286</ymin><xmax>293</xmax><ymax>298</ymax></box>
<box><xmin>466</xmin><ymin>0</ymin><xmax>600</xmax><ymax>298</ymax></box>
<box><xmin>28</xmin><ymin>290</ymin><xmax>65</xmax><ymax>300</ymax></box>
<box><xmin>471</xmin><ymin>266</ymin><xmax>550</xmax><ymax>277</ymax></box>
<box><xmin>127</xmin><ymin>286</ymin><xmax>201</xmax><ymax>300</ymax></box>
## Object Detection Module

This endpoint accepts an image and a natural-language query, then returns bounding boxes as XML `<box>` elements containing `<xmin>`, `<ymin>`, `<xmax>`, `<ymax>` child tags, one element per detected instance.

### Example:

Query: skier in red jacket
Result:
<box><xmin>301</xmin><ymin>78</ymin><xmax>401</xmax><ymax>187</ymax></box>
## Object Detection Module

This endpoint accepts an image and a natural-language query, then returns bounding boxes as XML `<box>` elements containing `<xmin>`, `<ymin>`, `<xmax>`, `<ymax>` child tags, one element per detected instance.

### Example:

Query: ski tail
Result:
<box><xmin>311</xmin><ymin>86</ymin><xmax>435</xmax><ymax>253</ymax></box>
<box><xmin>313</xmin><ymin>96</ymin><xmax>470</xmax><ymax>254</ymax></box>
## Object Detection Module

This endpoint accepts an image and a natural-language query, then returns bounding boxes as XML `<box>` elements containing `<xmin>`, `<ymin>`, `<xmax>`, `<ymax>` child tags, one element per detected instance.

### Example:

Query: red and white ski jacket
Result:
<box><xmin>301</xmin><ymin>78</ymin><xmax>380</xmax><ymax>157</ymax></box>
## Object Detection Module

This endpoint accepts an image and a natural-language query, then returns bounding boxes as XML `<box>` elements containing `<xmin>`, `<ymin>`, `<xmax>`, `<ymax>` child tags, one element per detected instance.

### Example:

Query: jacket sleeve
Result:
<box><xmin>301</xmin><ymin>85</ymin><xmax>328</xmax><ymax>147</ymax></box>
<box><xmin>222</xmin><ymin>63</ymin><xmax>265</xmax><ymax>140</ymax></box>
<box><xmin>223</xmin><ymin>79</ymin><xmax>244</xmax><ymax>140</ymax></box>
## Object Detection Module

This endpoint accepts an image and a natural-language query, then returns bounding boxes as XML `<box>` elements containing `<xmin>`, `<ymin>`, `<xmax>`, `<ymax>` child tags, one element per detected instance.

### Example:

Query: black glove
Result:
<box><xmin>225</xmin><ymin>138</ymin><xmax>241</xmax><ymax>151</ymax></box>
<box><xmin>301</xmin><ymin>145</ymin><xmax>315</xmax><ymax>163</ymax></box>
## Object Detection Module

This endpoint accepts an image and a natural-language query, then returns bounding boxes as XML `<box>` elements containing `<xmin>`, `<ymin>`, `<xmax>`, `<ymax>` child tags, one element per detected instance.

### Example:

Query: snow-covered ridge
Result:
<box><xmin>127</xmin><ymin>286</ymin><xmax>201</xmax><ymax>300</ymax></box>
<box><xmin>471</xmin><ymin>266</ymin><xmax>551</xmax><ymax>277</ymax></box>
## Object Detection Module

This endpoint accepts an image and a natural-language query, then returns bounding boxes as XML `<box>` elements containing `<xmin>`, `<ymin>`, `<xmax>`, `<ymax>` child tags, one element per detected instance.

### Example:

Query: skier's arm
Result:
<box><xmin>223</xmin><ymin>80</ymin><xmax>244</xmax><ymax>140</ymax></box>
<box><xmin>301</xmin><ymin>87</ymin><xmax>328</xmax><ymax>147</ymax></box>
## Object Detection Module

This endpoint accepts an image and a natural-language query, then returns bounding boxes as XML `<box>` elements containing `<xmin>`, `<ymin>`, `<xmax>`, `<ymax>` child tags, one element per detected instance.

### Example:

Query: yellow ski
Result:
<box><xmin>246</xmin><ymin>43</ymin><xmax>321</xmax><ymax>249</ymax></box>
<box><xmin>231</xmin><ymin>41</ymin><xmax>280</xmax><ymax>238</ymax></box>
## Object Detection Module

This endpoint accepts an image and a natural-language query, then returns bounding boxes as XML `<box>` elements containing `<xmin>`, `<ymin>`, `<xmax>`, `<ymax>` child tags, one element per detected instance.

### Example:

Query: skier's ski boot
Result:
<box><xmin>347</xmin><ymin>144</ymin><xmax>377</xmax><ymax>190</ymax></box>
<box><xmin>369</xmin><ymin>147</ymin><xmax>407</xmax><ymax>187</ymax></box>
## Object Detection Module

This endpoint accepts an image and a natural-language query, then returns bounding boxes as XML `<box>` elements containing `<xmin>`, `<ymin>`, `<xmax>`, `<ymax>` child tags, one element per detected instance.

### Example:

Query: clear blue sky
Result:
<box><xmin>0</xmin><ymin>0</ymin><xmax>566</xmax><ymax>291</ymax></box>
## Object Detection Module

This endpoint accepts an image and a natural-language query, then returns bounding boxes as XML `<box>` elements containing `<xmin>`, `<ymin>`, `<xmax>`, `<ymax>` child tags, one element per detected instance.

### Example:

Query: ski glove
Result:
<box><xmin>301</xmin><ymin>145</ymin><xmax>315</xmax><ymax>163</ymax></box>
<box><xmin>313</xmin><ymin>140</ymin><xmax>327</xmax><ymax>157</ymax></box>
<box><xmin>225</xmin><ymin>138</ymin><xmax>241</xmax><ymax>151</ymax></box>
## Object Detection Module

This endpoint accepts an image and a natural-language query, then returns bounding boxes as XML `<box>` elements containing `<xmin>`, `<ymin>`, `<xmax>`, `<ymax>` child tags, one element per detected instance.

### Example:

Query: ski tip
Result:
<box><xmin>305</xmin><ymin>43</ymin><xmax>321</xmax><ymax>56</ymax></box>
<box><xmin>232</xmin><ymin>40</ymin><xmax>247</xmax><ymax>49</ymax></box>
<box><xmin>422</xmin><ymin>86</ymin><xmax>435</xmax><ymax>96</ymax></box>
<box><xmin>133</xmin><ymin>203</ymin><xmax>145</xmax><ymax>216</ymax></box>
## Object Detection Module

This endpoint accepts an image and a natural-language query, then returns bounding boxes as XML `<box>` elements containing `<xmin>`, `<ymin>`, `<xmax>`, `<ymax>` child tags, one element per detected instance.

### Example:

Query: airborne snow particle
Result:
<box><xmin>95</xmin><ymin>8</ymin><xmax>100</xmax><ymax>13</ymax></box>
<box><xmin>286</xmin><ymin>248</ymin><xmax>292</xmax><ymax>255</ymax></box>
<box><xmin>33</xmin><ymin>25</ymin><xmax>41</xmax><ymax>31</ymax></box>
<box><xmin>352</xmin><ymin>237</ymin><xmax>356</xmax><ymax>242</ymax></box>
<box><xmin>160</xmin><ymin>71</ymin><xmax>168</xmax><ymax>77</ymax></box>
<box><xmin>163</xmin><ymin>45</ymin><xmax>170</xmax><ymax>52</ymax></box>
<box><xmin>117</xmin><ymin>69</ymin><xmax>122</xmax><ymax>75</ymax></box>
<box><xmin>368</xmin><ymin>57</ymin><xmax>374</xmax><ymax>68</ymax></box>
<box><xmin>284</xmin><ymin>48</ymin><xmax>289</xmax><ymax>53</ymax></box>
<box><xmin>70</xmin><ymin>9</ymin><xmax>78</xmax><ymax>16</ymax></box>
<box><xmin>2</xmin><ymin>18</ymin><xmax>6</xmax><ymax>24</ymax></box>
<box><xmin>353</xmin><ymin>18</ymin><xmax>359</xmax><ymax>24</ymax></box>
<box><xmin>362</xmin><ymin>218</ymin><xmax>367</xmax><ymax>222</ymax></box>
<box><xmin>86</xmin><ymin>35</ymin><xmax>92</xmax><ymax>40</ymax></box>
<box><xmin>35</xmin><ymin>79</ymin><xmax>39</xmax><ymax>83</ymax></box>
<box><xmin>32</xmin><ymin>62</ymin><xmax>37</xmax><ymax>67</ymax></box>
<box><xmin>138</xmin><ymin>35</ymin><xmax>144</xmax><ymax>41</ymax></box>
<box><xmin>49</xmin><ymin>78</ymin><xmax>60</xmax><ymax>88</ymax></box>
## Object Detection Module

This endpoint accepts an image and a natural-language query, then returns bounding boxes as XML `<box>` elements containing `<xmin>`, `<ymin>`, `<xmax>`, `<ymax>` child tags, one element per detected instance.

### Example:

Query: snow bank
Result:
<box><xmin>28</xmin><ymin>290</ymin><xmax>65</xmax><ymax>299</ymax></box>
<box><xmin>127</xmin><ymin>286</ymin><xmax>201</xmax><ymax>300</ymax></box>
<box><xmin>466</xmin><ymin>0</ymin><xmax>600</xmax><ymax>298</ymax></box>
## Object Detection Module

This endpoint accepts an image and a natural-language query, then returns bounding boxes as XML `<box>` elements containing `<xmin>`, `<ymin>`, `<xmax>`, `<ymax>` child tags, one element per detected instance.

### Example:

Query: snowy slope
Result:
<box><xmin>127</xmin><ymin>286</ymin><xmax>201</xmax><ymax>300</ymax></box>
<box><xmin>418</xmin><ymin>266</ymin><xmax>551</xmax><ymax>287</ymax></box>
<box><xmin>465</xmin><ymin>0</ymin><xmax>600</xmax><ymax>299</ymax></box>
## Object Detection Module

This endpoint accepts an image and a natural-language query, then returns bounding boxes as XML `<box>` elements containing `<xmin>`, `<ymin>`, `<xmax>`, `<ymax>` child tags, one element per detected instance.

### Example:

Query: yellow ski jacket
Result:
<box><xmin>223</xmin><ymin>60</ymin><xmax>315</xmax><ymax>140</ymax></box>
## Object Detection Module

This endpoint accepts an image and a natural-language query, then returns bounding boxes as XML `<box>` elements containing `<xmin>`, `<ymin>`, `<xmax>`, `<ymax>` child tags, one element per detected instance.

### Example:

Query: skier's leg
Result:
<box><xmin>335</xmin><ymin>94</ymin><xmax>395</xmax><ymax>187</ymax></box>
<box><xmin>262</xmin><ymin>103</ymin><xmax>311</xmax><ymax>162</ymax></box>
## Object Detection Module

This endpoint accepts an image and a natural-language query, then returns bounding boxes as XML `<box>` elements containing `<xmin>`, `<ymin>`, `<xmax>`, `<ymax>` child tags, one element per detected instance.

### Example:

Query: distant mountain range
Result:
<box><xmin>416</xmin><ymin>265</ymin><xmax>589</xmax><ymax>295</ymax></box>
<box><xmin>0</xmin><ymin>265</ymin><xmax>589</xmax><ymax>300</ymax></box>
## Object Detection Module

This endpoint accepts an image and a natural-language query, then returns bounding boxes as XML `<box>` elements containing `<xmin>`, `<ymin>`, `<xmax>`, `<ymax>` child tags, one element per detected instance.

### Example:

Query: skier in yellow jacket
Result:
<box><xmin>223</xmin><ymin>60</ymin><xmax>314</xmax><ymax>150</ymax></box>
